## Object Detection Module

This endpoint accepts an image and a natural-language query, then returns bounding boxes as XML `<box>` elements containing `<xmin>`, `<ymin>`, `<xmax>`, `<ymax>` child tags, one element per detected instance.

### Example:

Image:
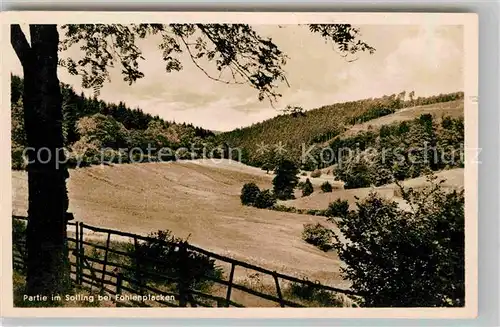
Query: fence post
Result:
<box><xmin>133</xmin><ymin>236</ymin><xmax>144</xmax><ymax>297</ymax></box>
<box><xmin>78</xmin><ymin>222</ymin><xmax>84</xmax><ymax>285</ymax></box>
<box><xmin>225</xmin><ymin>263</ymin><xmax>236</xmax><ymax>307</ymax></box>
<box><xmin>178</xmin><ymin>242</ymin><xmax>188</xmax><ymax>307</ymax></box>
<box><xmin>272</xmin><ymin>271</ymin><xmax>285</xmax><ymax>307</ymax></box>
<box><xmin>100</xmin><ymin>232</ymin><xmax>111</xmax><ymax>290</ymax></box>
<box><xmin>74</xmin><ymin>221</ymin><xmax>79</xmax><ymax>284</ymax></box>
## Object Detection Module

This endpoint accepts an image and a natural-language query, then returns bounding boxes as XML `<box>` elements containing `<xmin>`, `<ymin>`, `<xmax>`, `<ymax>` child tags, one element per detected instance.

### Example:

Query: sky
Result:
<box><xmin>10</xmin><ymin>24</ymin><xmax>464</xmax><ymax>132</ymax></box>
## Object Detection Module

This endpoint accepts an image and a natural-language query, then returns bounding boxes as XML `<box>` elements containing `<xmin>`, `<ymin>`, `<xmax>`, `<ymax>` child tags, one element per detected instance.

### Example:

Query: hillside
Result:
<box><xmin>281</xmin><ymin>168</ymin><xmax>464</xmax><ymax>211</ymax></box>
<box><xmin>337</xmin><ymin>99</ymin><xmax>464</xmax><ymax>139</ymax></box>
<box><xmin>217</xmin><ymin>92</ymin><xmax>464</xmax><ymax>167</ymax></box>
<box><xmin>11</xmin><ymin>75</ymin><xmax>216</xmax><ymax>170</ymax></box>
<box><xmin>12</xmin><ymin>160</ymin><xmax>349</xmax><ymax>288</ymax></box>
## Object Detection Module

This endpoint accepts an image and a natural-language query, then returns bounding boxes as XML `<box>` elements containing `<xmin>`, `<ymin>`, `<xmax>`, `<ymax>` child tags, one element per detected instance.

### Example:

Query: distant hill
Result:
<box><xmin>11</xmin><ymin>75</ymin><xmax>216</xmax><ymax>169</ymax></box>
<box><xmin>216</xmin><ymin>91</ymin><xmax>464</xmax><ymax>167</ymax></box>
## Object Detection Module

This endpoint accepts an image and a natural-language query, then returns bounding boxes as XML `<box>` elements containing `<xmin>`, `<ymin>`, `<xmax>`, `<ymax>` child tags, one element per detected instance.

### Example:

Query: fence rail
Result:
<box><xmin>12</xmin><ymin>215</ymin><xmax>357</xmax><ymax>308</ymax></box>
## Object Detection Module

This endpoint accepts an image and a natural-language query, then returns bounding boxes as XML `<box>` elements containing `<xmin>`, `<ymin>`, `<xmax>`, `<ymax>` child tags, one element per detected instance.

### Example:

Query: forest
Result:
<box><xmin>217</xmin><ymin>91</ymin><xmax>464</xmax><ymax>167</ymax></box>
<box><xmin>11</xmin><ymin>75</ymin><xmax>216</xmax><ymax>169</ymax></box>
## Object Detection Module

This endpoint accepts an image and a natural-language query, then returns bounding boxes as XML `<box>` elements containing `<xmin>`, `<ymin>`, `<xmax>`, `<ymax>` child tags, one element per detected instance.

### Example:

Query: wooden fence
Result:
<box><xmin>12</xmin><ymin>215</ymin><xmax>357</xmax><ymax>308</ymax></box>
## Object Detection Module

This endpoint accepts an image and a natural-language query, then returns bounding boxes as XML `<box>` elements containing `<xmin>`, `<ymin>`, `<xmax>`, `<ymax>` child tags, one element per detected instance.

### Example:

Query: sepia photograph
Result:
<box><xmin>1</xmin><ymin>12</ymin><xmax>478</xmax><ymax>318</ymax></box>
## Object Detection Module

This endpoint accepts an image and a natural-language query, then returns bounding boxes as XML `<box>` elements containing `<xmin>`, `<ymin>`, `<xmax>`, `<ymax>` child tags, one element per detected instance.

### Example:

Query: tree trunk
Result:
<box><xmin>12</xmin><ymin>24</ymin><xmax>70</xmax><ymax>297</ymax></box>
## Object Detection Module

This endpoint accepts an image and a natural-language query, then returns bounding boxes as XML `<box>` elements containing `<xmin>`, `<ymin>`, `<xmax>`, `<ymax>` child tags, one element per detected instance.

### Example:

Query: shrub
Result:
<box><xmin>306</xmin><ymin>209</ymin><xmax>327</xmax><ymax>216</ymax></box>
<box><xmin>325</xmin><ymin>199</ymin><xmax>349</xmax><ymax>219</ymax></box>
<box><xmin>254</xmin><ymin>189</ymin><xmax>277</xmax><ymax>209</ymax></box>
<box><xmin>272</xmin><ymin>205</ymin><xmax>297</xmax><ymax>213</ymax></box>
<box><xmin>333</xmin><ymin>176</ymin><xmax>465</xmax><ymax>307</ymax></box>
<box><xmin>287</xmin><ymin>282</ymin><xmax>357</xmax><ymax>307</ymax></box>
<box><xmin>240</xmin><ymin>183</ymin><xmax>261</xmax><ymax>206</ymax></box>
<box><xmin>129</xmin><ymin>230</ymin><xmax>224</xmax><ymax>292</ymax></box>
<box><xmin>334</xmin><ymin>158</ymin><xmax>372</xmax><ymax>189</ymax></box>
<box><xmin>310</xmin><ymin>169</ymin><xmax>322</xmax><ymax>178</ymax></box>
<box><xmin>302</xmin><ymin>223</ymin><xmax>334</xmax><ymax>252</ymax></box>
<box><xmin>320</xmin><ymin>181</ymin><xmax>333</xmax><ymax>192</ymax></box>
<box><xmin>302</xmin><ymin>178</ymin><xmax>314</xmax><ymax>197</ymax></box>
<box><xmin>273</xmin><ymin>159</ymin><xmax>299</xmax><ymax>200</ymax></box>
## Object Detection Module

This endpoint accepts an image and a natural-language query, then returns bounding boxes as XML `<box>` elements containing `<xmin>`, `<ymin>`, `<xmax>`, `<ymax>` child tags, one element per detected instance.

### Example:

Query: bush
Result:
<box><xmin>287</xmin><ymin>282</ymin><xmax>357</xmax><ymax>307</ymax></box>
<box><xmin>240</xmin><ymin>183</ymin><xmax>261</xmax><ymax>206</ymax></box>
<box><xmin>254</xmin><ymin>189</ymin><xmax>277</xmax><ymax>209</ymax></box>
<box><xmin>310</xmin><ymin>169</ymin><xmax>322</xmax><ymax>178</ymax></box>
<box><xmin>333</xmin><ymin>176</ymin><xmax>465</xmax><ymax>307</ymax></box>
<box><xmin>320</xmin><ymin>181</ymin><xmax>333</xmax><ymax>193</ymax></box>
<box><xmin>302</xmin><ymin>223</ymin><xmax>334</xmax><ymax>252</ymax></box>
<box><xmin>334</xmin><ymin>158</ymin><xmax>372</xmax><ymax>189</ymax></box>
<box><xmin>302</xmin><ymin>178</ymin><xmax>314</xmax><ymax>197</ymax></box>
<box><xmin>129</xmin><ymin>230</ymin><xmax>224</xmax><ymax>292</ymax></box>
<box><xmin>325</xmin><ymin>199</ymin><xmax>349</xmax><ymax>218</ymax></box>
<box><xmin>272</xmin><ymin>205</ymin><xmax>298</xmax><ymax>213</ymax></box>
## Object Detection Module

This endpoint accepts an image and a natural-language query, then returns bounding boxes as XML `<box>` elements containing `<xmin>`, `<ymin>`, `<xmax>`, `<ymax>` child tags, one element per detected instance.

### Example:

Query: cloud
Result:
<box><xmin>328</xmin><ymin>25</ymin><xmax>463</xmax><ymax>103</ymax></box>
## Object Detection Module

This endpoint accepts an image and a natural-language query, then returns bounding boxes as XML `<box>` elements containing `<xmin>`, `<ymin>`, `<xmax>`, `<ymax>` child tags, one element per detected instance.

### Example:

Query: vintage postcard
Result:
<box><xmin>1</xmin><ymin>12</ymin><xmax>478</xmax><ymax>318</ymax></box>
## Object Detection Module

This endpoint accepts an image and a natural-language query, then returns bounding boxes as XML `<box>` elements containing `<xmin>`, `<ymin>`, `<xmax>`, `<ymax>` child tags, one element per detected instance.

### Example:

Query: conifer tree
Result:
<box><xmin>272</xmin><ymin>159</ymin><xmax>300</xmax><ymax>200</ymax></box>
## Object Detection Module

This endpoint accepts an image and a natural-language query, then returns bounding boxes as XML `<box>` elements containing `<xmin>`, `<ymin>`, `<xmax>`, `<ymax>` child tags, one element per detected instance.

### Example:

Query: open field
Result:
<box><xmin>11</xmin><ymin>157</ymin><xmax>464</xmax><ymax>289</ymax></box>
<box><xmin>12</xmin><ymin>160</ymin><xmax>349</xmax><ymax>288</ymax></box>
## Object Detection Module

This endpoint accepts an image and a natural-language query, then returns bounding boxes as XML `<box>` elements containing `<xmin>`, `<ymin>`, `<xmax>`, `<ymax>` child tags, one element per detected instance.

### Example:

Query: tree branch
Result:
<box><xmin>177</xmin><ymin>32</ymin><xmax>243</xmax><ymax>85</ymax></box>
<box><xmin>11</xmin><ymin>24</ymin><xmax>31</xmax><ymax>67</ymax></box>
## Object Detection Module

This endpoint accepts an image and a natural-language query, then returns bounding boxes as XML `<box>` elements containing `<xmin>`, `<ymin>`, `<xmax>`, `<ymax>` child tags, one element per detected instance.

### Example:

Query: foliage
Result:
<box><xmin>258</xmin><ymin>147</ymin><xmax>281</xmax><ymax>173</ymax></box>
<box><xmin>335</xmin><ymin>157</ymin><xmax>372</xmax><ymax>189</ymax></box>
<box><xmin>13</xmin><ymin>219</ymin><xmax>27</xmax><ymax>246</ymax></box>
<box><xmin>76</xmin><ymin>114</ymin><xmax>129</xmax><ymax>149</ymax></box>
<box><xmin>320</xmin><ymin>181</ymin><xmax>333</xmax><ymax>193</ymax></box>
<box><xmin>11</xmin><ymin>98</ymin><xmax>27</xmax><ymax>170</ymax></box>
<box><xmin>286</xmin><ymin>282</ymin><xmax>356</xmax><ymax>307</ymax></box>
<box><xmin>333</xmin><ymin>176</ymin><xmax>465</xmax><ymax>307</ymax></box>
<box><xmin>325</xmin><ymin>199</ymin><xmax>350</xmax><ymax>219</ymax></box>
<box><xmin>253</xmin><ymin>189</ymin><xmax>277</xmax><ymax>209</ymax></box>
<box><xmin>240</xmin><ymin>183</ymin><xmax>261</xmax><ymax>206</ymax></box>
<box><xmin>332</xmin><ymin>114</ymin><xmax>464</xmax><ymax>188</ymax></box>
<box><xmin>282</xmin><ymin>105</ymin><xmax>306</xmax><ymax>117</ymax></box>
<box><xmin>272</xmin><ymin>159</ymin><xmax>300</xmax><ymax>200</ymax></box>
<box><xmin>129</xmin><ymin>230</ymin><xmax>223</xmax><ymax>292</ymax></box>
<box><xmin>301</xmin><ymin>178</ymin><xmax>314</xmax><ymax>197</ymax></box>
<box><xmin>302</xmin><ymin>223</ymin><xmax>334</xmax><ymax>252</ymax></box>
